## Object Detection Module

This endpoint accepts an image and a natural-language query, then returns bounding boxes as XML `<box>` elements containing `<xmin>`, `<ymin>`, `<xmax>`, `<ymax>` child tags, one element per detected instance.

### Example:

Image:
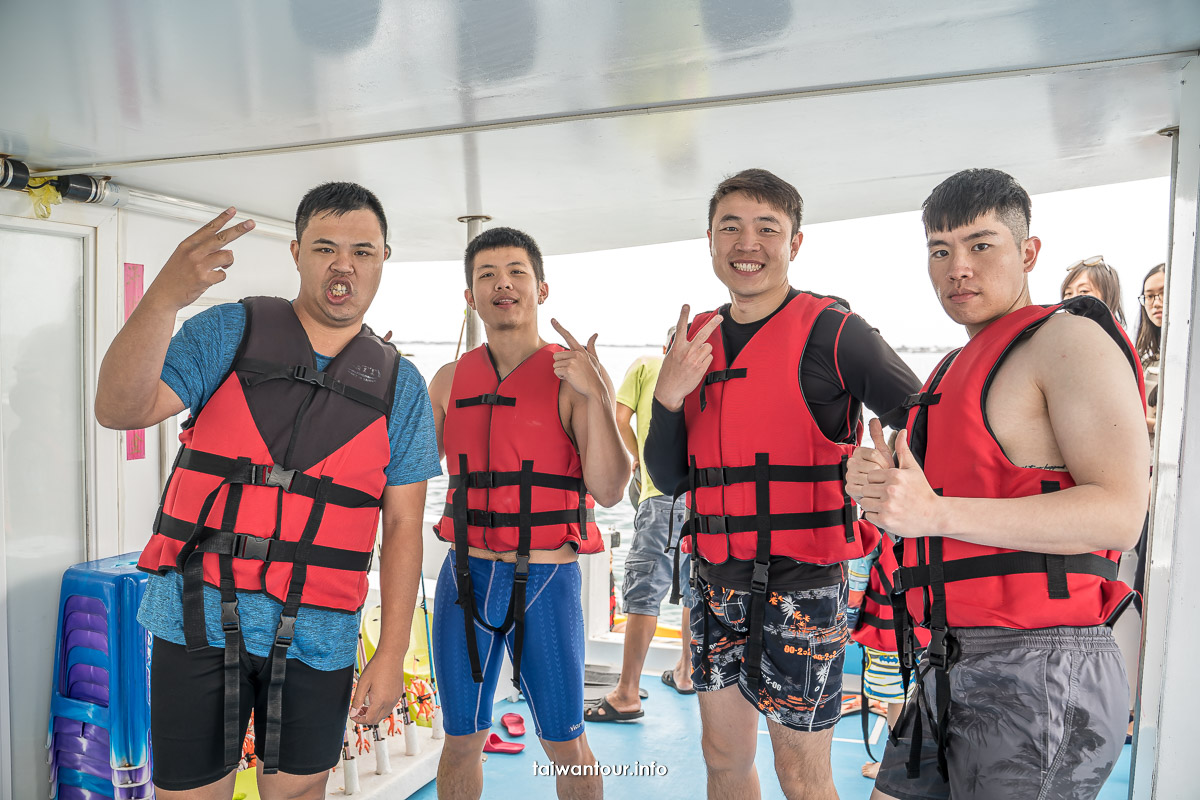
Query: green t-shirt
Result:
<box><xmin>616</xmin><ymin>355</ymin><xmax>664</xmax><ymax>503</ymax></box>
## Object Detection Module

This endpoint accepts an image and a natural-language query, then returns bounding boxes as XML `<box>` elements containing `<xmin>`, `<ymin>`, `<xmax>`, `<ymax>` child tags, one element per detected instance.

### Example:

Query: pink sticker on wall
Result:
<box><xmin>124</xmin><ymin>263</ymin><xmax>146</xmax><ymax>460</ymax></box>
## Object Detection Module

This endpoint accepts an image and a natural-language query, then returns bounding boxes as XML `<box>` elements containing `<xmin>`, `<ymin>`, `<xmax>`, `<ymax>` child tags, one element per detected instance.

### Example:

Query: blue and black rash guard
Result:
<box><xmin>645</xmin><ymin>288</ymin><xmax>921</xmax><ymax>591</ymax></box>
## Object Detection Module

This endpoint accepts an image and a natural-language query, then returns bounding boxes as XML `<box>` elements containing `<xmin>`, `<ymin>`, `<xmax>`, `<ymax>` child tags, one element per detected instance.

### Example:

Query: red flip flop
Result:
<box><xmin>483</xmin><ymin>732</ymin><xmax>525</xmax><ymax>754</ymax></box>
<box><xmin>501</xmin><ymin>712</ymin><xmax>526</xmax><ymax>737</ymax></box>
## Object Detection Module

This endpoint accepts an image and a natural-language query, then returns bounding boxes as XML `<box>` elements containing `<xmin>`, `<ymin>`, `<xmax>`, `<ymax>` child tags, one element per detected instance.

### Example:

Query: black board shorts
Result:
<box><xmin>150</xmin><ymin>637</ymin><xmax>354</xmax><ymax>791</ymax></box>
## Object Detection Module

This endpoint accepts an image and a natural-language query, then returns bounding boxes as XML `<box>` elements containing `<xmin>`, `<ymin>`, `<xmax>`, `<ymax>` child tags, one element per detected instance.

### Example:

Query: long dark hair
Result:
<box><xmin>1135</xmin><ymin>263</ymin><xmax>1166</xmax><ymax>365</ymax></box>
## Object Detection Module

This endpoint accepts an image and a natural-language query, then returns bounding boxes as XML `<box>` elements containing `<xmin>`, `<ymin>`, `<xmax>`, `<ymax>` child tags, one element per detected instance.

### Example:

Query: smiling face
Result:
<box><xmin>707</xmin><ymin>191</ymin><xmax>802</xmax><ymax>305</ymax></box>
<box><xmin>290</xmin><ymin>208</ymin><xmax>389</xmax><ymax>329</ymax></box>
<box><xmin>466</xmin><ymin>246</ymin><xmax>548</xmax><ymax>333</ymax></box>
<box><xmin>926</xmin><ymin>210</ymin><xmax>1040</xmax><ymax>337</ymax></box>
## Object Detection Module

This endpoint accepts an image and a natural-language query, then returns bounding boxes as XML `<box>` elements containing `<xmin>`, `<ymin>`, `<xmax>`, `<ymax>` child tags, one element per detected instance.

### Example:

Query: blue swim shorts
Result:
<box><xmin>432</xmin><ymin>551</ymin><xmax>586</xmax><ymax>742</ymax></box>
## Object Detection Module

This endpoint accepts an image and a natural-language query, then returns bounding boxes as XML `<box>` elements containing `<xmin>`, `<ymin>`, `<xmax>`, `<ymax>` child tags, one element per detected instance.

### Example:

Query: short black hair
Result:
<box><xmin>463</xmin><ymin>227</ymin><xmax>545</xmax><ymax>288</ymax></box>
<box><xmin>295</xmin><ymin>182</ymin><xmax>388</xmax><ymax>244</ymax></box>
<box><xmin>922</xmin><ymin>168</ymin><xmax>1031</xmax><ymax>242</ymax></box>
<box><xmin>708</xmin><ymin>168</ymin><xmax>803</xmax><ymax>237</ymax></box>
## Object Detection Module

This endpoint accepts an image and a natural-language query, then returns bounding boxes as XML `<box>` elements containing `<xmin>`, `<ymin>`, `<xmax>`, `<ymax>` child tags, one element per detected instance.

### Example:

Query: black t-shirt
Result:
<box><xmin>645</xmin><ymin>288</ymin><xmax>922</xmax><ymax>591</ymax></box>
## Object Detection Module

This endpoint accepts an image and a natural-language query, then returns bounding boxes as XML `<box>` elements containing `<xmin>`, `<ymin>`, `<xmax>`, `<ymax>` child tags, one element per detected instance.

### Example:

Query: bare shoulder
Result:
<box><xmin>1027</xmin><ymin>312</ymin><xmax>1131</xmax><ymax>379</ymax></box>
<box><xmin>428</xmin><ymin>361</ymin><xmax>458</xmax><ymax>410</ymax></box>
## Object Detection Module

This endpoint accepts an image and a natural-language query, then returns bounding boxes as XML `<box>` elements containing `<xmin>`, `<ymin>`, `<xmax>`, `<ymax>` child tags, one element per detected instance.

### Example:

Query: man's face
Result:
<box><xmin>926</xmin><ymin>210</ymin><xmax>1040</xmax><ymax>336</ymax></box>
<box><xmin>466</xmin><ymin>246</ymin><xmax>547</xmax><ymax>332</ymax></box>
<box><xmin>707</xmin><ymin>192</ymin><xmax>802</xmax><ymax>302</ymax></box>
<box><xmin>290</xmin><ymin>208</ymin><xmax>389</xmax><ymax>328</ymax></box>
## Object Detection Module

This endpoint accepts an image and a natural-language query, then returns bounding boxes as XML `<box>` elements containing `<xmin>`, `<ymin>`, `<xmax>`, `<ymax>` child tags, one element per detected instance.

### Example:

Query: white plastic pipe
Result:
<box><xmin>373</xmin><ymin>728</ymin><xmax>391</xmax><ymax>775</ymax></box>
<box><xmin>432</xmin><ymin>707</ymin><xmax>445</xmax><ymax>740</ymax></box>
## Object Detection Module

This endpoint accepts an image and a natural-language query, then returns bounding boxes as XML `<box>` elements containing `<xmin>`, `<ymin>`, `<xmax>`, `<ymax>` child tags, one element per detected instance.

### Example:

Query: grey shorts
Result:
<box><xmin>621</xmin><ymin>495</ymin><xmax>694</xmax><ymax>615</ymax></box>
<box><xmin>875</xmin><ymin>625</ymin><xmax>1128</xmax><ymax>800</ymax></box>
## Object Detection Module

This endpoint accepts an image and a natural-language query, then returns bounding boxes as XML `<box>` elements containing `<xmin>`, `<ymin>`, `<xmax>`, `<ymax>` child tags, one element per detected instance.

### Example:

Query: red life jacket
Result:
<box><xmin>893</xmin><ymin>298</ymin><xmax>1141</xmax><ymax>635</ymax></box>
<box><xmin>138</xmin><ymin>296</ymin><xmax>395</xmax><ymax>613</ymax></box>
<box><xmin>136</xmin><ymin>296</ymin><xmax>396</xmax><ymax>774</ymax></box>
<box><xmin>434</xmin><ymin>343</ymin><xmax>603</xmax><ymax>554</ymax></box>
<box><xmin>434</xmin><ymin>343</ymin><xmax>603</xmax><ymax>688</ymax></box>
<box><xmin>680</xmin><ymin>292</ymin><xmax>880</xmax><ymax>568</ymax></box>
<box><xmin>852</xmin><ymin>541</ymin><xmax>931</xmax><ymax>653</ymax></box>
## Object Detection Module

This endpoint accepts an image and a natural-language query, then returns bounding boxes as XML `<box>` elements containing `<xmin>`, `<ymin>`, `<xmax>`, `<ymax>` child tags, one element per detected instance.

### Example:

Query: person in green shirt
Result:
<box><xmin>587</xmin><ymin>328</ymin><xmax>695</xmax><ymax>722</ymax></box>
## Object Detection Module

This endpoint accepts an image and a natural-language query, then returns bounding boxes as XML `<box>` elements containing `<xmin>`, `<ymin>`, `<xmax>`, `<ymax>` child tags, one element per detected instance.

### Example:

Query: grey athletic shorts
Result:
<box><xmin>875</xmin><ymin>625</ymin><xmax>1128</xmax><ymax>800</ymax></box>
<box><xmin>622</xmin><ymin>495</ymin><xmax>694</xmax><ymax>615</ymax></box>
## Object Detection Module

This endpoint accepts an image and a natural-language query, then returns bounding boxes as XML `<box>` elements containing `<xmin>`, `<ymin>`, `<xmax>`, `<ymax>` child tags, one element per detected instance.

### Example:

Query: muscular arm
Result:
<box><xmin>566</xmin><ymin>364</ymin><xmax>630</xmax><ymax>508</ymax></box>
<box><xmin>352</xmin><ymin>481</ymin><xmax>425</xmax><ymax>724</ymax></box>
<box><xmin>934</xmin><ymin>316</ymin><xmax>1149</xmax><ymax>552</ymax></box>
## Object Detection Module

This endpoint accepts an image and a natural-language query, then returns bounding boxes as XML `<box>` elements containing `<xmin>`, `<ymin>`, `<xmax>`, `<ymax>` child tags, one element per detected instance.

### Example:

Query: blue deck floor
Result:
<box><xmin>409</xmin><ymin>676</ymin><xmax>1133</xmax><ymax>799</ymax></box>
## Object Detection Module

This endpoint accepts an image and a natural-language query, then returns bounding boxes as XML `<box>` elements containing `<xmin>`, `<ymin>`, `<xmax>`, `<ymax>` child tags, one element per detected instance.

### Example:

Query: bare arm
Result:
<box><xmin>350</xmin><ymin>481</ymin><xmax>426</xmax><ymax>724</ymax></box>
<box><xmin>551</xmin><ymin>319</ymin><xmax>630</xmax><ymax>507</ymax></box>
<box><xmin>615</xmin><ymin>402</ymin><xmax>639</xmax><ymax>468</ymax></box>
<box><xmin>95</xmin><ymin>209</ymin><xmax>255</xmax><ymax>429</ymax></box>
<box><xmin>848</xmin><ymin>315</ymin><xmax>1149</xmax><ymax>554</ymax></box>
<box><xmin>428</xmin><ymin>361</ymin><xmax>456</xmax><ymax>460</ymax></box>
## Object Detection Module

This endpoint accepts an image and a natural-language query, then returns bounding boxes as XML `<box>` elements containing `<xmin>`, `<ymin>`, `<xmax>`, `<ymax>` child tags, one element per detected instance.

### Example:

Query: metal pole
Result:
<box><xmin>458</xmin><ymin>215</ymin><xmax>491</xmax><ymax>352</ymax></box>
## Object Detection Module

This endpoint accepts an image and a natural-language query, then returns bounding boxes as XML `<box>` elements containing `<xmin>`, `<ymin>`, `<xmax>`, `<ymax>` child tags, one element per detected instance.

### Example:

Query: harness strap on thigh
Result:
<box><xmin>260</xmin><ymin>476</ymin><xmax>331</xmax><ymax>774</ymax></box>
<box><xmin>452</xmin><ymin>454</ymin><xmax>485</xmax><ymax>683</ymax></box>
<box><xmin>217</xmin><ymin>483</ymin><xmax>244</xmax><ymax>773</ymax></box>
<box><xmin>508</xmin><ymin>461</ymin><xmax>534</xmax><ymax>690</ymax></box>
<box><xmin>180</xmin><ymin>465</ymin><xmax>247</xmax><ymax>652</ymax></box>
<box><xmin>742</xmin><ymin>454</ymin><xmax>772</xmax><ymax>697</ymax></box>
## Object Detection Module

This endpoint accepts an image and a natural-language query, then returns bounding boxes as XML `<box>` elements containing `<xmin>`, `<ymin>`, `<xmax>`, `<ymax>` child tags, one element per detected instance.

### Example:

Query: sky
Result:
<box><xmin>367</xmin><ymin>177</ymin><xmax>1171</xmax><ymax>353</ymax></box>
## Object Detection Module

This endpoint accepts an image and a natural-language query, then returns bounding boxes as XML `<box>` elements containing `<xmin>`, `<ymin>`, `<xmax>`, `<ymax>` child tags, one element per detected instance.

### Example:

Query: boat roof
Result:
<box><xmin>2</xmin><ymin>1</ymin><xmax>1196</xmax><ymax>260</ymax></box>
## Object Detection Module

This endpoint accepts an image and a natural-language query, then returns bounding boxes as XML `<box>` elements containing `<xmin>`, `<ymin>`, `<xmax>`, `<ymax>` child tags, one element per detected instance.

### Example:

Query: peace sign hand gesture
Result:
<box><xmin>653</xmin><ymin>304</ymin><xmax>724</xmax><ymax>412</ymax></box>
<box><xmin>148</xmin><ymin>207</ymin><xmax>255</xmax><ymax>312</ymax></box>
<box><xmin>551</xmin><ymin>318</ymin><xmax>607</xmax><ymax>400</ymax></box>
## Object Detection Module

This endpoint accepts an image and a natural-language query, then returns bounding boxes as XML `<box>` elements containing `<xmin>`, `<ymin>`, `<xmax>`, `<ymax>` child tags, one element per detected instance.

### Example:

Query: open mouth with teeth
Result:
<box><xmin>327</xmin><ymin>281</ymin><xmax>351</xmax><ymax>302</ymax></box>
<box><xmin>493</xmin><ymin>297</ymin><xmax>517</xmax><ymax>307</ymax></box>
<box><xmin>732</xmin><ymin>261</ymin><xmax>764</xmax><ymax>273</ymax></box>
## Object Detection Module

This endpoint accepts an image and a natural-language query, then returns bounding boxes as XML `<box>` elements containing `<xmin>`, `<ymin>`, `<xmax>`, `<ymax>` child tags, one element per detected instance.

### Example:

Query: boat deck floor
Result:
<box><xmin>408</xmin><ymin>676</ymin><xmax>1132</xmax><ymax>799</ymax></box>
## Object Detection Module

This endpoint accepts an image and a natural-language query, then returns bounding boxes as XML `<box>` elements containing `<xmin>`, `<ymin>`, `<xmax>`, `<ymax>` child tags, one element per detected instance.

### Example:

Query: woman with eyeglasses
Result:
<box><xmin>1136</xmin><ymin>263</ymin><xmax>1166</xmax><ymax>439</ymax></box>
<box><xmin>1061</xmin><ymin>255</ymin><xmax>1127</xmax><ymax>327</ymax></box>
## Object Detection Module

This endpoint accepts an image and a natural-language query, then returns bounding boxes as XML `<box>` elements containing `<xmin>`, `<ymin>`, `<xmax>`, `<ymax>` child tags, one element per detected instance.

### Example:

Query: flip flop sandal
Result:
<box><xmin>661</xmin><ymin>669</ymin><xmax>696</xmax><ymax>695</ymax></box>
<box><xmin>501</xmin><ymin>712</ymin><xmax>526</xmax><ymax>737</ymax></box>
<box><xmin>582</xmin><ymin>697</ymin><xmax>644</xmax><ymax>722</ymax></box>
<box><xmin>840</xmin><ymin>694</ymin><xmax>863</xmax><ymax>714</ymax></box>
<box><xmin>482</xmin><ymin>733</ymin><xmax>524</xmax><ymax>754</ymax></box>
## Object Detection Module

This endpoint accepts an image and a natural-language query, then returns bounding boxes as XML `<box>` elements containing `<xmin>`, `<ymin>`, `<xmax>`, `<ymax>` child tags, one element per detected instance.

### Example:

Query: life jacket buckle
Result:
<box><xmin>275</xmin><ymin>613</ymin><xmax>297</xmax><ymax>647</ymax></box>
<box><xmin>695</xmin><ymin>515</ymin><xmax>730</xmax><ymax>535</ymax></box>
<box><xmin>513</xmin><ymin>554</ymin><xmax>531</xmax><ymax>584</ymax></box>
<box><xmin>467</xmin><ymin>471</ymin><xmax>496</xmax><ymax>489</ymax></box>
<box><xmin>926</xmin><ymin>626</ymin><xmax>957</xmax><ymax>670</ymax></box>
<box><xmin>265</xmin><ymin>464</ymin><xmax>296</xmax><ymax>492</ymax></box>
<box><xmin>697</xmin><ymin>467</ymin><xmax>728</xmax><ymax>487</ymax></box>
<box><xmin>467</xmin><ymin>509</ymin><xmax>497</xmax><ymax>528</ymax></box>
<box><xmin>220</xmin><ymin>597</ymin><xmax>240</xmax><ymax>633</ymax></box>
<box><xmin>232</xmin><ymin>533</ymin><xmax>272</xmax><ymax>562</ymax></box>
<box><xmin>292</xmin><ymin>364</ymin><xmax>328</xmax><ymax>387</ymax></box>
<box><xmin>751</xmin><ymin>560</ymin><xmax>770</xmax><ymax>595</ymax></box>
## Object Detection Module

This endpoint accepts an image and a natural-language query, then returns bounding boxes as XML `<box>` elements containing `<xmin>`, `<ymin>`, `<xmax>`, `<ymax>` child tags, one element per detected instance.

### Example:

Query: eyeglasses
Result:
<box><xmin>1066</xmin><ymin>255</ymin><xmax>1109</xmax><ymax>272</ymax></box>
<box><xmin>1139</xmin><ymin>291</ymin><xmax>1164</xmax><ymax>307</ymax></box>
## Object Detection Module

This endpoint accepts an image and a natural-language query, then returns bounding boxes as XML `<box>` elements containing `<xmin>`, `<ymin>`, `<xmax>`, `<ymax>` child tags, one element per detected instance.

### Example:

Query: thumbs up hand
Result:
<box><xmin>846</xmin><ymin>419</ymin><xmax>941</xmax><ymax>538</ymax></box>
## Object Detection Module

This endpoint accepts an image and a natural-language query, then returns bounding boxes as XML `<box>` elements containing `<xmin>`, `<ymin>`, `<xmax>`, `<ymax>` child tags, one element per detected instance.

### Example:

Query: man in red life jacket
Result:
<box><xmin>847</xmin><ymin>168</ymin><xmax>1149</xmax><ymax>800</ymax></box>
<box><xmin>95</xmin><ymin>184</ymin><xmax>441</xmax><ymax>798</ymax></box>
<box><xmin>645</xmin><ymin>169</ymin><xmax>921</xmax><ymax>799</ymax></box>
<box><xmin>427</xmin><ymin>227</ymin><xmax>629</xmax><ymax>800</ymax></box>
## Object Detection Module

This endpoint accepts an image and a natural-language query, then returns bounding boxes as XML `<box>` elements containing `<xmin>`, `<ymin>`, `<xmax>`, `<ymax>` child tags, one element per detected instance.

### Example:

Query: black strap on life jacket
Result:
<box><xmin>698</xmin><ymin>368</ymin><xmax>747</xmax><ymax>411</ymax></box>
<box><xmin>238</xmin><ymin>358</ymin><xmax>391</xmax><ymax>416</ymax></box>
<box><xmin>455</xmin><ymin>392</ymin><xmax>517</xmax><ymax>408</ymax></box>
<box><xmin>450</xmin><ymin>458</ymin><xmax>581</xmax><ymax>689</ymax></box>
<box><xmin>876</xmin><ymin>391</ymin><xmax>942</xmax><ymax>431</ymax></box>
<box><xmin>681</xmin><ymin>450</ymin><xmax>860</xmax><ymax>696</ymax></box>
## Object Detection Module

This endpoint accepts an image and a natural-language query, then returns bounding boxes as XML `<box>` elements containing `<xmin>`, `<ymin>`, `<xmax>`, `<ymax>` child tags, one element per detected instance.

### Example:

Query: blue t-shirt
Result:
<box><xmin>137</xmin><ymin>302</ymin><xmax>442</xmax><ymax>670</ymax></box>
